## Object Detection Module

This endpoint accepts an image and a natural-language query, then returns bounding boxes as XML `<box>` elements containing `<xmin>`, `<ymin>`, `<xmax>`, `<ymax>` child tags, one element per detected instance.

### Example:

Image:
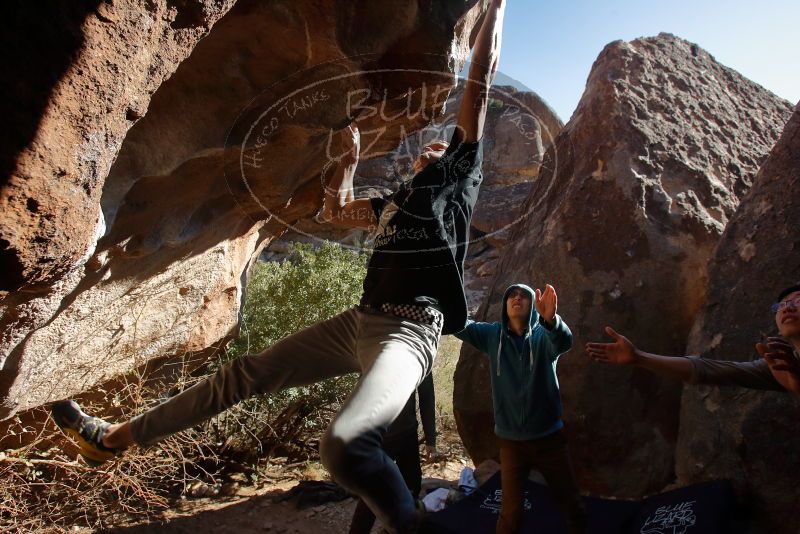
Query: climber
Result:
<box><xmin>585</xmin><ymin>284</ymin><xmax>800</xmax><ymax>396</ymax></box>
<box><xmin>51</xmin><ymin>1</ymin><xmax>505</xmax><ymax>532</ymax></box>
<box><xmin>454</xmin><ymin>283</ymin><xmax>587</xmax><ymax>534</ymax></box>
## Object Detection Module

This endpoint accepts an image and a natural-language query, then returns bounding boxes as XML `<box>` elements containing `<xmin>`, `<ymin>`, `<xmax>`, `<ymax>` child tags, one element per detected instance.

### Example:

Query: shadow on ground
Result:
<box><xmin>102</xmin><ymin>487</ymin><xmax>359</xmax><ymax>534</ymax></box>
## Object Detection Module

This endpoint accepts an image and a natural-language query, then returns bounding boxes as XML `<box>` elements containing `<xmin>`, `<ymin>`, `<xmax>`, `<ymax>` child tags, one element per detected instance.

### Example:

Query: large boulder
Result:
<box><xmin>1</xmin><ymin>0</ymin><xmax>239</xmax><ymax>412</ymax></box>
<box><xmin>675</xmin><ymin>102</ymin><xmax>800</xmax><ymax>532</ymax></box>
<box><xmin>453</xmin><ymin>33</ymin><xmax>793</xmax><ymax>497</ymax></box>
<box><xmin>1</xmin><ymin>0</ymin><xmax>238</xmax><ymax>294</ymax></box>
<box><xmin>0</xmin><ymin>0</ymin><xmax>496</xmax><ymax>416</ymax></box>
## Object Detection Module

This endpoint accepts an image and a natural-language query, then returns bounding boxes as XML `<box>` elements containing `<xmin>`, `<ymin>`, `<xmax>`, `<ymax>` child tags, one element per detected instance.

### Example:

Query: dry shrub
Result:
<box><xmin>0</xmin><ymin>366</ymin><xmax>236</xmax><ymax>532</ymax></box>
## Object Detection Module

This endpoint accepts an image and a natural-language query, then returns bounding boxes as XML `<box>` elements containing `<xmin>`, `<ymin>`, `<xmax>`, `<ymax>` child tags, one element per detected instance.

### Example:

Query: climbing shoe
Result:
<box><xmin>51</xmin><ymin>400</ymin><xmax>119</xmax><ymax>466</ymax></box>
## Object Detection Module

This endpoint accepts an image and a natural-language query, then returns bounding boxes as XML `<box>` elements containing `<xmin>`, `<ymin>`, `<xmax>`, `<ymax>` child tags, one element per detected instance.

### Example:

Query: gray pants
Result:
<box><xmin>130</xmin><ymin>306</ymin><xmax>440</xmax><ymax>533</ymax></box>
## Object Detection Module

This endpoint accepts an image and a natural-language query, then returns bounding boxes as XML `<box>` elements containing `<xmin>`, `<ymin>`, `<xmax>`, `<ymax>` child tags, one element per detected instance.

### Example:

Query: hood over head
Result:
<box><xmin>496</xmin><ymin>283</ymin><xmax>539</xmax><ymax>376</ymax></box>
<box><xmin>501</xmin><ymin>283</ymin><xmax>538</xmax><ymax>330</ymax></box>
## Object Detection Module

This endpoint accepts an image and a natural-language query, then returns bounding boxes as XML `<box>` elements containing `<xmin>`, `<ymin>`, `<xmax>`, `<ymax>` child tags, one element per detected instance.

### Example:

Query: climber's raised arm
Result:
<box><xmin>455</xmin><ymin>0</ymin><xmax>505</xmax><ymax>145</ymax></box>
<box><xmin>316</xmin><ymin>124</ymin><xmax>376</xmax><ymax>229</ymax></box>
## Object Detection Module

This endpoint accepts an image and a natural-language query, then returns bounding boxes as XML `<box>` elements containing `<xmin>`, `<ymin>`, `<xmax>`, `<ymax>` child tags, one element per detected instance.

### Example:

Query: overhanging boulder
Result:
<box><xmin>0</xmin><ymin>0</ymin><xmax>496</xmax><ymax>416</ymax></box>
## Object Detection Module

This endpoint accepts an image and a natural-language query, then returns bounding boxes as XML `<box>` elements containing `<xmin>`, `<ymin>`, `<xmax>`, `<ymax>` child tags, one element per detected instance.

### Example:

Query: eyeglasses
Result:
<box><xmin>771</xmin><ymin>297</ymin><xmax>800</xmax><ymax>313</ymax></box>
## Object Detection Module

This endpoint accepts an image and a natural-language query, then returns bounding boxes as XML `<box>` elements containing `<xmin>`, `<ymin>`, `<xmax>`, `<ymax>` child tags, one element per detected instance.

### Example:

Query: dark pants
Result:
<box><xmin>349</xmin><ymin>430</ymin><xmax>422</xmax><ymax>534</ymax></box>
<box><xmin>497</xmin><ymin>431</ymin><xmax>587</xmax><ymax>534</ymax></box>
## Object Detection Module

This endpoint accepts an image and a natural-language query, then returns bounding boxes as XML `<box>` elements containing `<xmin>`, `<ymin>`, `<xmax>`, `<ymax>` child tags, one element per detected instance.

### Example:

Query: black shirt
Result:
<box><xmin>360</xmin><ymin>133</ymin><xmax>484</xmax><ymax>334</ymax></box>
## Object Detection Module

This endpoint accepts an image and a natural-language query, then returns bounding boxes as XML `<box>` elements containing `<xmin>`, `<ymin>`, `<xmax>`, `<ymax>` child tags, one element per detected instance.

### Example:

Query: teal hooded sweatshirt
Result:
<box><xmin>454</xmin><ymin>283</ymin><xmax>573</xmax><ymax>441</ymax></box>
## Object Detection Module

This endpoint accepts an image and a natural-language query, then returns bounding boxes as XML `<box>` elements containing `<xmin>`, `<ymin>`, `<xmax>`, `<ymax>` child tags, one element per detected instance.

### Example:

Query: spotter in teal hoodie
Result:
<box><xmin>454</xmin><ymin>283</ymin><xmax>573</xmax><ymax>441</ymax></box>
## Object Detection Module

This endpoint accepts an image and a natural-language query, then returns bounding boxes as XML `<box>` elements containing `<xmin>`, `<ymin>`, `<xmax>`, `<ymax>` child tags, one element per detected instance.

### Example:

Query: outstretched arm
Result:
<box><xmin>455</xmin><ymin>0</ymin><xmax>506</xmax><ymax>145</ymax></box>
<box><xmin>587</xmin><ymin>327</ymin><xmax>798</xmax><ymax>394</ymax></box>
<box><xmin>453</xmin><ymin>320</ymin><xmax>494</xmax><ymax>354</ymax></box>
<box><xmin>586</xmin><ymin>327</ymin><xmax>694</xmax><ymax>383</ymax></box>
<box><xmin>317</xmin><ymin>124</ymin><xmax>377</xmax><ymax>229</ymax></box>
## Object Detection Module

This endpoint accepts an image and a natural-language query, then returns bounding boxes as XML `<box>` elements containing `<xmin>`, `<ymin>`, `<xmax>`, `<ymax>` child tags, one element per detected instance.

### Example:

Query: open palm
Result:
<box><xmin>586</xmin><ymin>327</ymin><xmax>637</xmax><ymax>365</ymax></box>
<box><xmin>534</xmin><ymin>284</ymin><xmax>557</xmax><ymax>323</ymax></box>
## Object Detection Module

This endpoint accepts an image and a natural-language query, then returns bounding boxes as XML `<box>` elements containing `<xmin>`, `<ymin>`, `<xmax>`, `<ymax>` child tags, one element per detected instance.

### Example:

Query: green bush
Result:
<box><xmin>487</xmin><ymin>97</ymin><xmax>506</xmax><ymax>112</ymax></box>
<box><xmin>207</xmin><ymin>242</ymin><xmax>368</xmax><ymax>460</ymax></box>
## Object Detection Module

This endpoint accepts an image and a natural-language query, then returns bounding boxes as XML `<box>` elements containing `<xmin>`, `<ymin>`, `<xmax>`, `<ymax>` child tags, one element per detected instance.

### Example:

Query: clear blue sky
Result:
<box><xmin>495</xmin><ymin>0</ymin><xmax>799</xmax><ymax>121</ymax></box>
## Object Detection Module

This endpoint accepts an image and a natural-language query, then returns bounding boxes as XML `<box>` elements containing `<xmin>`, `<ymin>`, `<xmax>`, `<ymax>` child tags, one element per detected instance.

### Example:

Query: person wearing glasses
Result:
<box><xmin>585</xmin><ymin>284</ymin><xmax>800</xmax><ymax>395</ymax></box>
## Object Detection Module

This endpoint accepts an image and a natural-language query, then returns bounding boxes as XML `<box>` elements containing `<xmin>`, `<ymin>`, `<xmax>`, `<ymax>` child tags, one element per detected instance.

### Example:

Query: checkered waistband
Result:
<box><xmin>363</xmin><ymin>303</ymin><xmax>444</xmax><ymax>330</ymax></box>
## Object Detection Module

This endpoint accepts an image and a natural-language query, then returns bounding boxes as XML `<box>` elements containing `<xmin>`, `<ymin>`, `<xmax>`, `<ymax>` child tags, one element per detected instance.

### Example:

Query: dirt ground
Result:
<box><xmin>101</xmin><ymin>455</ymin><xmax>471</xmax><ymax>534</ymax></box>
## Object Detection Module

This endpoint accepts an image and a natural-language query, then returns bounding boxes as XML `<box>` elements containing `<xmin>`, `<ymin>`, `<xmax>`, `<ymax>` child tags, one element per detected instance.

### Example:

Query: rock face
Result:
<box><xmin>0</xmin><ymin>0</ymin><xmax>496</xmax><ymax>416</ymax></box>
<box><xmin>264</xmin><ymin>84</ymin><xmax>564</xmax><ymax>313</ymax></box>
<box><xmin>1</xmin><ymin>0</ymin><xmax>237</xmax><ymax>294</ymax></box>
<box><xmin>1</xmin><ymin>0</ymin><xmax>238</xmax><ymax>412</ymax></box>
<box><xmin>676</xmin><ymin>103</ymin><xmax>800</xmax><ymax>532</ymax></box>
<box><xmin>453</xmin><ymin>33</ymin><xmax>793</xmax><ymax>497</ymax></box>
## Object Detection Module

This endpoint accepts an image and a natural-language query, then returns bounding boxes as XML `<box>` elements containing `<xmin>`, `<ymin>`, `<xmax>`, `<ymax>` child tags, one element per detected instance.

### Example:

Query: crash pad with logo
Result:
<box><xmin>419</xmin><ymin>473</ymin><xmax>736</xmax><ymax>534</ymax></box>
